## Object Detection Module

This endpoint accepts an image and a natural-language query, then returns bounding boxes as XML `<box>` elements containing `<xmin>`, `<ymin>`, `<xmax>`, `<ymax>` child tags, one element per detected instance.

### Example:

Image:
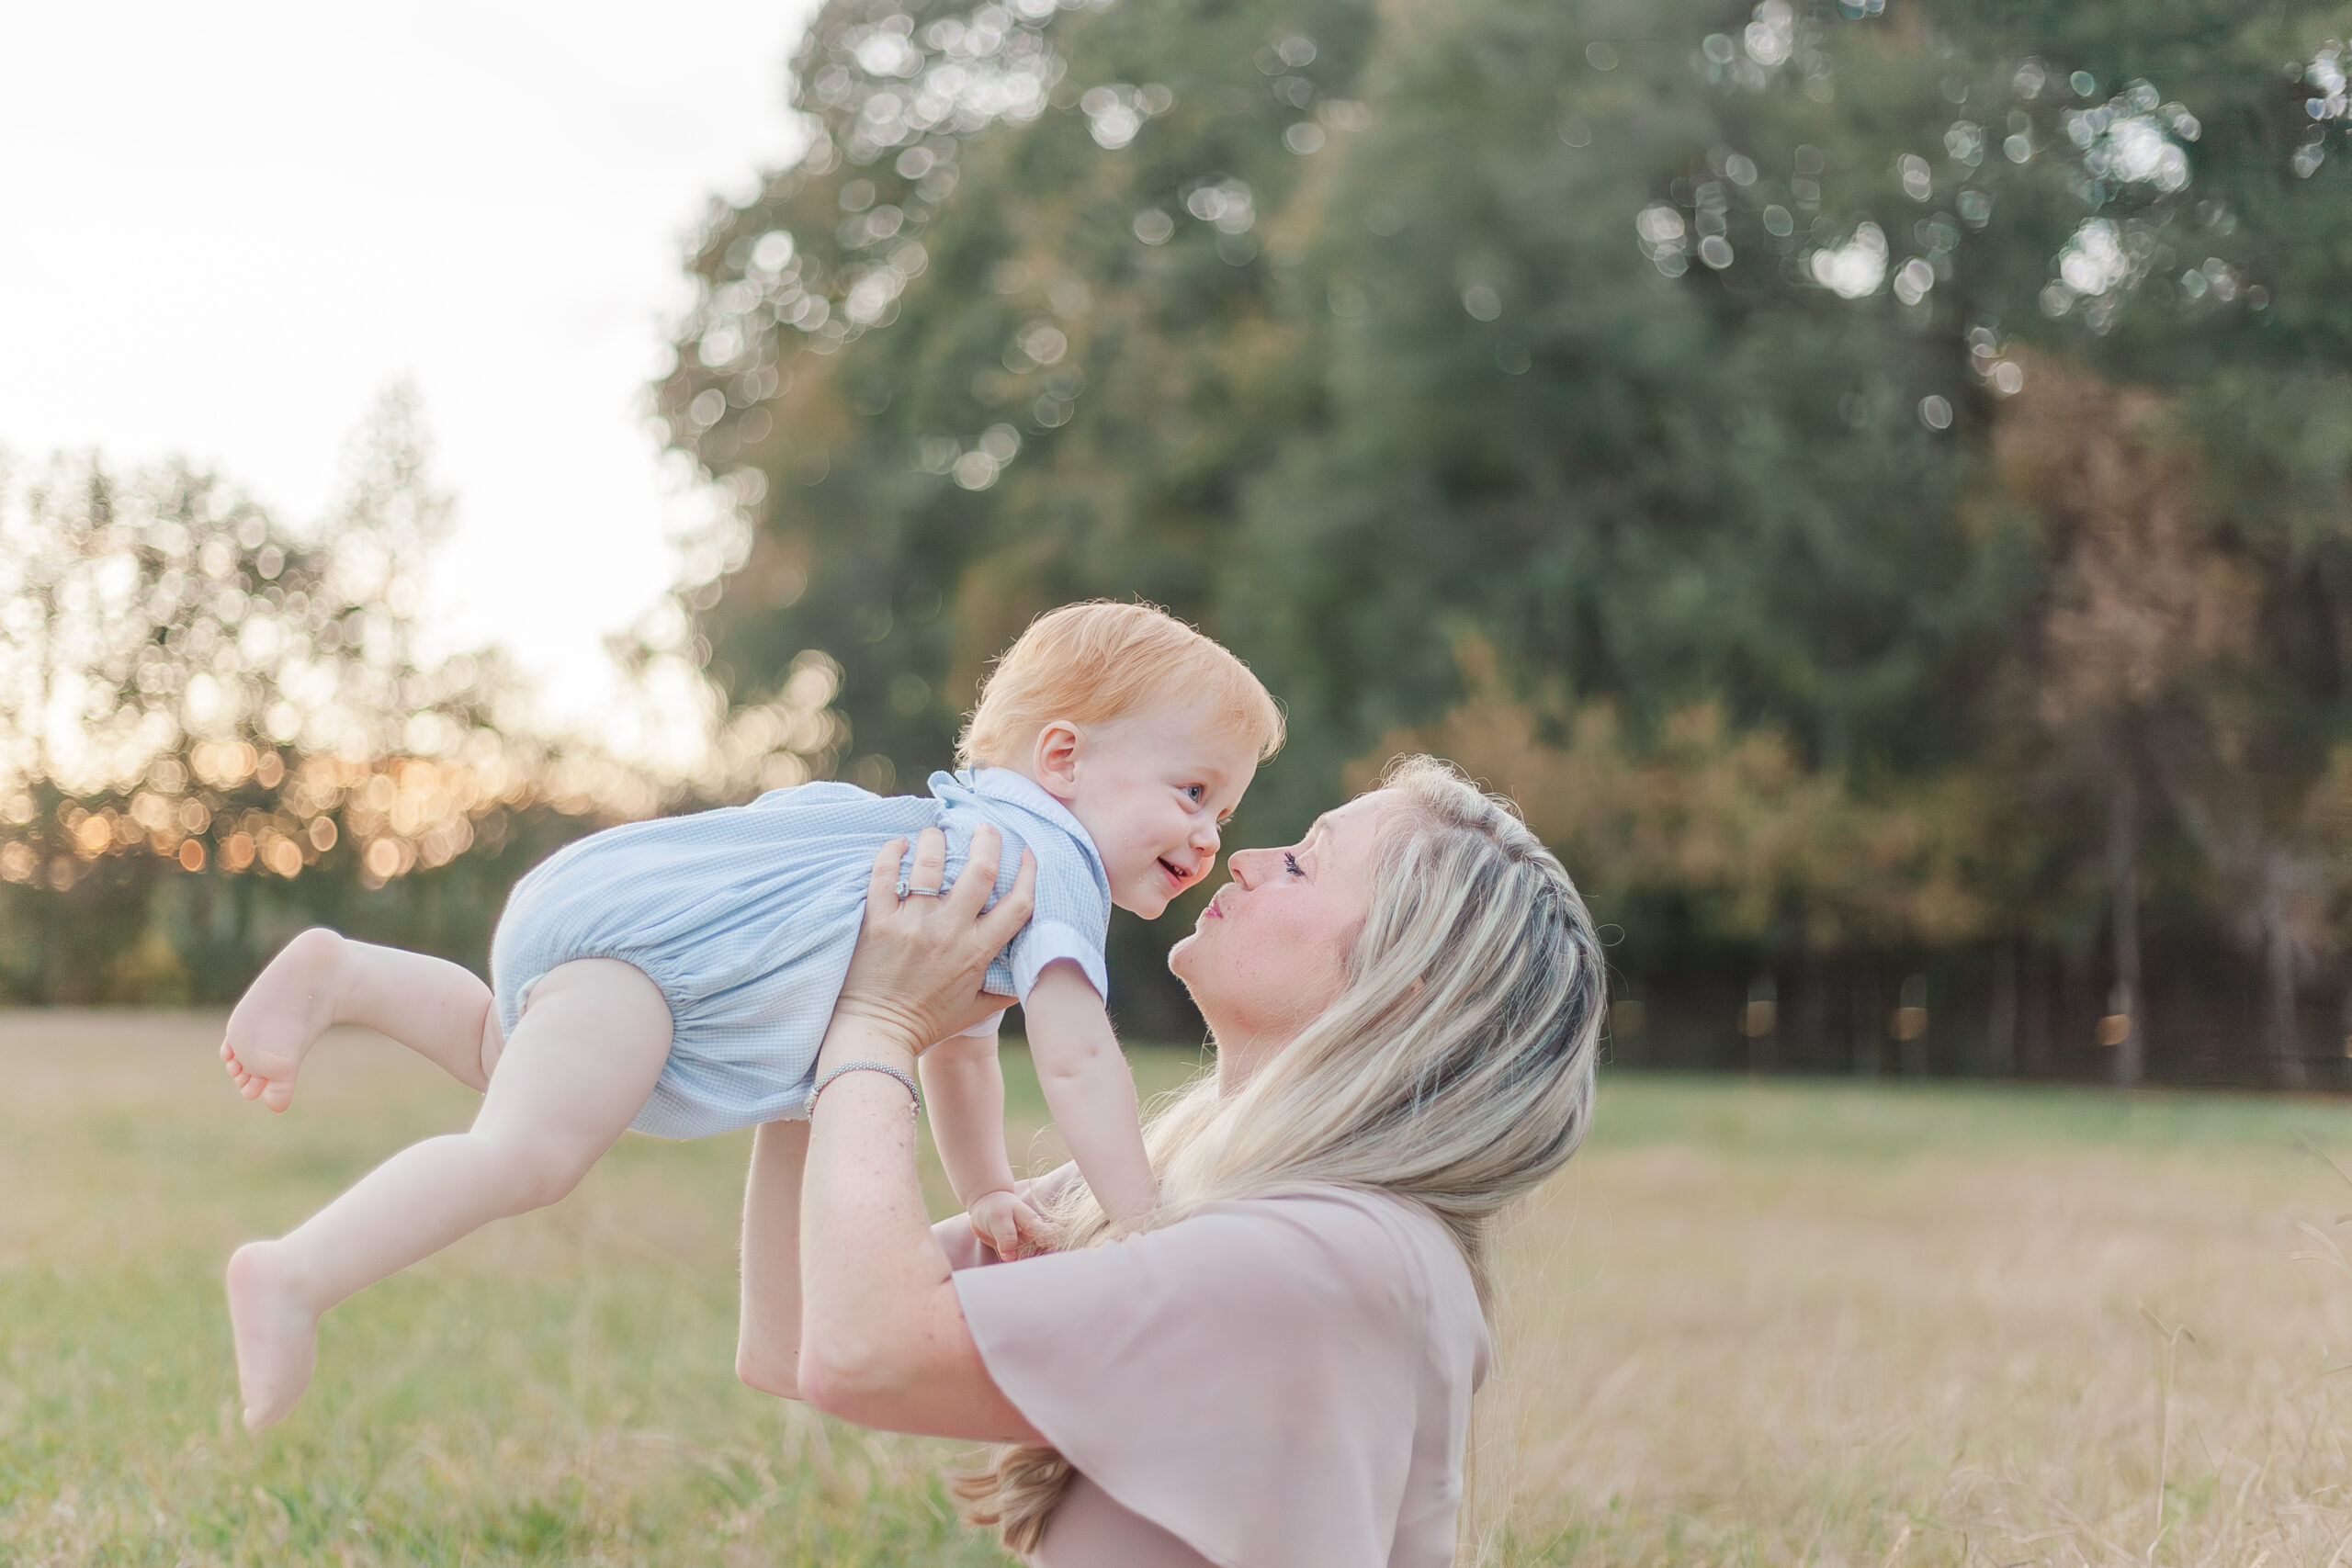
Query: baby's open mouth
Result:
<box><xmin>1157</xmin><ymin>857</ymin><xmax>1190</xmax><ymax>886</ymax></box>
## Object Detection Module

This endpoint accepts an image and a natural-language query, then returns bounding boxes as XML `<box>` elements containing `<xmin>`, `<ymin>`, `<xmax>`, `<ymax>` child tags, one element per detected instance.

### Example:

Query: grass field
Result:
<box><xmin>6</xmin><ymin>1015</ymin><xmax>2352</xmax><ymax>1565</ymax></box>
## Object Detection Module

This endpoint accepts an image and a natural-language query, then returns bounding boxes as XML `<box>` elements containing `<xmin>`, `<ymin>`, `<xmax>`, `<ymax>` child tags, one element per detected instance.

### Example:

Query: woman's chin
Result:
<box><xmin>1166</xmin><ymin>930</ymin><xmax>1201</xmax><ymax>976</ymax></box>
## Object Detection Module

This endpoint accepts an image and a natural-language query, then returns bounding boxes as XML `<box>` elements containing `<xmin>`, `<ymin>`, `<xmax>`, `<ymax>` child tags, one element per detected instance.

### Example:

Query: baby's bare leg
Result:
<box><xmin>221</xmin><ymin>930</ymin><xmax>503</xmax><ymax>1111</ymax></box>
<box><xmin>226</xmin><ymin>958</ymin><xmax>670</xmax><ymax>1430</ymax></box>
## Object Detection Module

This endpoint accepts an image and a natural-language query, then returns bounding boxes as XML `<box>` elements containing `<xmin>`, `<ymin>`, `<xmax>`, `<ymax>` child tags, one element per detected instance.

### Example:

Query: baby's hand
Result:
<box><xmin>968</xmin><ymin>1189</ymin><xmax>1056</xmax><ymax>1260</ymax></box>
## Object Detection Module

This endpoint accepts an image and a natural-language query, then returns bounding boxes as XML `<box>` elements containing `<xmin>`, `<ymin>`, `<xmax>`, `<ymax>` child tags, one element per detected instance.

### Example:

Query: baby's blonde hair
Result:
<box><xmin>956</xmin><ymin>601</ymin><xmax>1284</xmax><ymax>770</ymax></box>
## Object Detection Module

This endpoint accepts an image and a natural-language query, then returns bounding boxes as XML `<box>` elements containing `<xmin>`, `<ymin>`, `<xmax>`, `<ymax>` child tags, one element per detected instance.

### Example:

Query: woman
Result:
<box><xmin>736</xmin><ymin>757</ymin><xmax>1603</xmax><ymax>1565</ymax></box>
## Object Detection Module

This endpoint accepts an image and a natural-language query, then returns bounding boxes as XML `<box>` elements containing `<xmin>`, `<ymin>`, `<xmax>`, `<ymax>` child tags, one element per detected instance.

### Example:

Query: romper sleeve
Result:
<box><xmin>950</xmin><ymin>1190</ymin><xmax>1468</xmax><ymax>1568</ymax></box>
<box><xmin>1001</xmin><ymin>824</ymin><xmax>1111</xmax><ymax>1004</ymax></box>
<box><xmin>922</xmin><ymin>809</ymin><xmax>1111</xmax><ymax>1009</ymax></box>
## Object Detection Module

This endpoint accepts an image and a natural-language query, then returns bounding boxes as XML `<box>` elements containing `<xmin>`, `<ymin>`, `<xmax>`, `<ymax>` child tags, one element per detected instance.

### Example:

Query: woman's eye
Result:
<box><xmin>1283</xmin><ymin>852</ymin><xmax>1302</xmax><ymax>876</ymax></box>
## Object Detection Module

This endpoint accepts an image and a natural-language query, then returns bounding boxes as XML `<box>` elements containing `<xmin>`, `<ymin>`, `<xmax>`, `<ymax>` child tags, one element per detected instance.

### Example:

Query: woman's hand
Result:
<box><xmin>831</xmin><ymin>824</ymin><xmax>1036</xmax><ymax>1056</ymax></box>
<box><xmin>790</xmin><ymin>821</ymin><xmax>1049</xmax><ymax>1444</ymax></box>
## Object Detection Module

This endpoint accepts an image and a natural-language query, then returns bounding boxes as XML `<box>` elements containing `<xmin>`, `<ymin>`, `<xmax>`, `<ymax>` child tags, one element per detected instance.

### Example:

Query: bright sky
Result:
<box><xmin>0</xmin><ymin>4</ymin><xmax>817</xmax><ymax>750</ymax></box>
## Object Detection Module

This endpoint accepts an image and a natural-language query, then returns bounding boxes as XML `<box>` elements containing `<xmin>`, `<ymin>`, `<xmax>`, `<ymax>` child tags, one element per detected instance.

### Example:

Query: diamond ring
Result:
<box><xmin>894</xmin><ymin>878</ymin><xmax>944</xmax><ymax>898</ymax></box>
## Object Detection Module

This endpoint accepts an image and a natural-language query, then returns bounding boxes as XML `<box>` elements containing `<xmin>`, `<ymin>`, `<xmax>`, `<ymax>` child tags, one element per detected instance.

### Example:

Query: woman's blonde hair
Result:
<box><xmin>955</xmin><ymin>755</ymin><xmax>1605</xmax><ymax>1551</ymax></box>
<box><xmin>956</xmin><ymin>601</ymin><xmax>1285</xmax><ymax>770</ymax></box>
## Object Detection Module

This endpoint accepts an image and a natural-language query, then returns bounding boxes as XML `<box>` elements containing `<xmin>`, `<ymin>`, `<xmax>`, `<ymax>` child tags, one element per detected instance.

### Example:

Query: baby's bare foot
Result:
<box><xmin>225</xmin><ymin>1241</ymin><xmax>319</xmax><ymax>1431</ymax></box>
<box><xmin>220</xmin><ymin>928</ymin><xmax>347</xmax><ymax>1112</ymax></box>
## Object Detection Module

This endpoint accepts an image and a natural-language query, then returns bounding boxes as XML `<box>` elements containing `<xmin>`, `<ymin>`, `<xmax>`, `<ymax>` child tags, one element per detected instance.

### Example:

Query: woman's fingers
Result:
<box><xmin>943</xmin><ymin>825</ymin><xmax>1004</xmax><ymax>918</ymax></box>
<box><xmin>973</xmin><ymin>850</ymin><xmax>1037</xmax><ymax>953</ymax></box>
<box><xmin>842</xmin><ymin>824</ymin><xmax>1033</xmax><ymax>1047</ymax></box>
<box><xmin>907</xmin><ymin>827</ymin><xmax>949</xmax><ymax>895</ymax></box>
<box><xmin>944</xmin><ymin>828</ymin><xmax>1031</xmax><ymax>961</ymax></box>
<box><xmin>864</xmin><ymin>838</ymin><xmax>909</xmax><ymax>930</ymax></box>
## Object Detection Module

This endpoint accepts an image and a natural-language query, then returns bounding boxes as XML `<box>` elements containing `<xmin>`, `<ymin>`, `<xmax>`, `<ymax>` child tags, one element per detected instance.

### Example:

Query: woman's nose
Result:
<box><xmin>1226</xmin><ymin>846</ymin><xmax>1273</xmax><ymax>887</ymax></box>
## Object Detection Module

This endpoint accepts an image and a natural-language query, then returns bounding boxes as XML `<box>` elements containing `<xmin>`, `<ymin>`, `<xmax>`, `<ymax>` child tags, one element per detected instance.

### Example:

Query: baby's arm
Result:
<box><xmin>919</xmin><ymin>1024</ymin><xmax>1054</xmax><ymax>1258</ymax></box>
<box><xmin>919</xmin><ymin>1024</ymin><xmax>1017</xmax><ymax>1204</ymax></box>
<box><xmin>1022</xmin><ymin>962</ymin><xmax>1155</xmax><ymax>1225</ymax></box>
<box><xmin>735</xmin><ymin>1119</ymin><xmax>809</xmax><ymax>1398</ymax></box>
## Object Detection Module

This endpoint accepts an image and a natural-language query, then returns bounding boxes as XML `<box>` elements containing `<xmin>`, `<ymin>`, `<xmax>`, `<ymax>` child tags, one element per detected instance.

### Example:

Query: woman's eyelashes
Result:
<box><xmin>1283</xmin><ymin>852</ymin><xmax>1303</xmax><ymax>877</ymax></box>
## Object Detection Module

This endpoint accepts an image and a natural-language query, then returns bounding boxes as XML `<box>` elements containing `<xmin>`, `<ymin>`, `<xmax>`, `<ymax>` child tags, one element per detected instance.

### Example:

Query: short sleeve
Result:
<box><xmin>933</xmin><ymin>1212</ymin><xmax>993</xmax><ymax>1271</ymax></box>
<box><xmin>951</xmin><ymin>1191</ymin><xmax>1458</xmax><ymax>1568</ymax></box>
<box><xmin>915</xmin><ymin>808</ymin><xmax>1111</xmax><ymax>1005</ymax></box>
<box><xmin>1001</xmin><ymin>829</ymin><xmax>1110</xmax><ymax>1003</ymax></box>
<box><xmin>1008</xmin><ymin>919</ymin><xmax>1106</xmax><ymax>1002</ymax></box>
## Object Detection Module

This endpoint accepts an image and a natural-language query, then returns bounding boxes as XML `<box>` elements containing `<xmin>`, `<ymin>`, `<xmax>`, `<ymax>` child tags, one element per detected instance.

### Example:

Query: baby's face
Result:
<box><xmin>1054</xmin><ymin>708</ymin><xmax>1261</xmax><ymax>919</ymax></box>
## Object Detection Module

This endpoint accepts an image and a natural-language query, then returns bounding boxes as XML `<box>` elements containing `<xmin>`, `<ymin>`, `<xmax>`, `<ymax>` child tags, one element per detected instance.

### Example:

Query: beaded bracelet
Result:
<box><xmin>803</xmin><ymin>1059</ymin><xmax>922</xmax><ymax>1120</ymax></box>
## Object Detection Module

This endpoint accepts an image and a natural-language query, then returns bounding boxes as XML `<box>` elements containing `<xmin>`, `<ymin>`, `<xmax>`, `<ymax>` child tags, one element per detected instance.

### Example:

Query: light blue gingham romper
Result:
<box><xmin>488</xmin><ymin>768</ymin><xmax>1112</xmax><ymax>1139</ymax></box>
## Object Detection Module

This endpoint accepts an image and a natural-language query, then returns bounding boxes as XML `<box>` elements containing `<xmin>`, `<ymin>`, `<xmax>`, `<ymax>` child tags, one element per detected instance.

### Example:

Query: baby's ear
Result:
<box><xmin>1032</xmin><ymin>721</ymin><xmax>1083</xmax><ymax>798</ymax></box>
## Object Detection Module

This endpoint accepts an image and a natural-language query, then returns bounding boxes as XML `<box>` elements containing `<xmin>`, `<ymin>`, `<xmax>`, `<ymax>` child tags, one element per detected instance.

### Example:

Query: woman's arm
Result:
<box><xmin>771</xmin><ymin>823</ymin><xmax>1049</xmax><ymax>1441</ymax></box>
<box><xmin>735</xmin><ymin>1118</ymin><xmax>808</xmax><ymax>1397</ymax></box>
<box><xmin>795</xmin><ymin>1034</ymin><xmax>1046</xmax><ymax>1439</ymax></box>
<box><xmin>740</xmin><ymin>1024</ymin><xmax>1022</xmax><ymax>1398</ymax></box>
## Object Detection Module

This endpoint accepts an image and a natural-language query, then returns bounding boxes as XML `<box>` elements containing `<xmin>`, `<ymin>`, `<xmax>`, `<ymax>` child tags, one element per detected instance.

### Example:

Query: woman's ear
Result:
<box><xmin>1032</xmin><ymin>721</ymin><xmax>1083</xmax><ymax>800</ymax></box>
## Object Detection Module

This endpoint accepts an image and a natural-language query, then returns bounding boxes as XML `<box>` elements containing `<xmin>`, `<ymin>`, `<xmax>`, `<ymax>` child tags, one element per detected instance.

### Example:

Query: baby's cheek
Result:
<box><xmin>1107</xmin><ymin>840</ymin><xmax>1153</xmax><ymax>886</ymax></box>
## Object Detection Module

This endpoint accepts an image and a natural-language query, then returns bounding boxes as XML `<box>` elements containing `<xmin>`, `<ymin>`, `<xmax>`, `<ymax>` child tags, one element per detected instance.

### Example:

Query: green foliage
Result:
<box><xmin>662</xmin><ymin>0</ymin><xmax>2352</xmax><ymax>1069</ymax></box>
<box><xmin>661</xmin><ymin>0</ymin><xmax>1383</xmax><ymax>784</ymax></box>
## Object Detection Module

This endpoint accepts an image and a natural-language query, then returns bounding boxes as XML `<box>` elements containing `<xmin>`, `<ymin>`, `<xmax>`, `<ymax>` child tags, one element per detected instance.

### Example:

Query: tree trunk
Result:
<box><xmin>2263</xmin><ymin>858</ymin><xmax>2309</xmax><ymax>1090</ymax></box>
<box><xmin>1986</xmin><ymin>940</ymin><xmax>2018</xmax><ymax>1076</ymax></box>
<box><xmin>2109</xmin><ymin>773</ymin><xmax>2144</xmax><ymax>1087</ymax></box>
<box><xmin>1851</xmin><ymin>968</ymin><xmax>1882</xmax><ymax>1077</ymax></box>
<box><xmin>1795</xmin><ymin>956</ymin><xmax>1829</xmax><ymax>1071</ymax></box>
<box><xmin>2019</xmin><ymin>942</ymin><xmax>2052</xmax><ymax>1077</ymax></box>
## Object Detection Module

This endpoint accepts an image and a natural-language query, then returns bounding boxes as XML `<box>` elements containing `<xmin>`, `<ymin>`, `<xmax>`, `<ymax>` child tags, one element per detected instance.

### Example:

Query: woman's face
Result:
<box><xmin>1167</xmin><ymin>790</ymin><xmax>1390</xmax><ymax>1078</ymax></box>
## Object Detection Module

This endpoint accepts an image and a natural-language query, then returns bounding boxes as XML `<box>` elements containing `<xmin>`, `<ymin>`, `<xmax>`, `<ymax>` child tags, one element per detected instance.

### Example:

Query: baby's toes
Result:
<box><xmin>240</xmin><ymin>1075</ymin><xmax>268</xmax><ymax>1101</ymax></box>
<box><xmin>261</xmin><ymin>1080</ymin><xmax>294</xmax><ymax>1113</ymax></box>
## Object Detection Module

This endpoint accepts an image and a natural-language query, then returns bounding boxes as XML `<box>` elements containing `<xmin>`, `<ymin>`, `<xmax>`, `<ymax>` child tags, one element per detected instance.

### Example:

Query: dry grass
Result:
<box><xmin>6</xmin><ymin>1013</ymin><xmax>2352</xmax><ymax>1564</ymax></box>
<box><xmin>1476</xmin><ymin>1080</ymin><xmax>2352</xmax><ymax>1566</ymax></box>
<box><xmin>0</xmin><ymin>1010</ymin><xmax>1168</xmax><ymax>1566</ymax></box>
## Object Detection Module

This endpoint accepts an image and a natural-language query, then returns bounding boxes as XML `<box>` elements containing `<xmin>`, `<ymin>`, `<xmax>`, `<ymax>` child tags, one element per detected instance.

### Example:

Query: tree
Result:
<box><xmin>664</xmin><ymin>0</ymin><xmax>2352</xmax><ymax>1071</ymax></box>
<box><xmin>0</xmin><ymin>391</ymin><xmax>581</xmax><ymax>999</ymax></box>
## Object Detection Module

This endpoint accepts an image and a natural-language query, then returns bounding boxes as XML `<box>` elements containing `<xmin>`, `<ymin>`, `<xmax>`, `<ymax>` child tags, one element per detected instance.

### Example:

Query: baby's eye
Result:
<box><xmin>1283</xmin><ymin>852</ymin><xmax>1303</xmax><ymax>876</ymax></box>
<box><xmin>1183</xmin><ymin>784</ymin><xmax>1206</xmax><ymax>804</ymax></box>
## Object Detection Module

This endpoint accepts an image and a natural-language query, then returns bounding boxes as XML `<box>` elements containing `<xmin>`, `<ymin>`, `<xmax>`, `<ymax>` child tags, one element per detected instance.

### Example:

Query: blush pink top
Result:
<box><xmin>934</xmin><ymin>1180</ymin><xmax>1490</xmax><ymax>1568</ymax></box>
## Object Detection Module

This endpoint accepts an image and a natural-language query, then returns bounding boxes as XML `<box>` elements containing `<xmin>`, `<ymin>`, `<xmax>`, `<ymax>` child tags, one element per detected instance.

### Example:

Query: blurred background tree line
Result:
<box><xmin>0</xmin><ymin>389</ymin><xmax>843</xmax><ymax>1007</ymax></box>
<box><xmin>651</xmin><ymin>0</ymin><xmax>2352</xmax><ymax>1085</ymax></box>
<box><xmin>14</xmin><ymin>0</ymin><xmax>2352</xmax><ymax>1089</ymax></box>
